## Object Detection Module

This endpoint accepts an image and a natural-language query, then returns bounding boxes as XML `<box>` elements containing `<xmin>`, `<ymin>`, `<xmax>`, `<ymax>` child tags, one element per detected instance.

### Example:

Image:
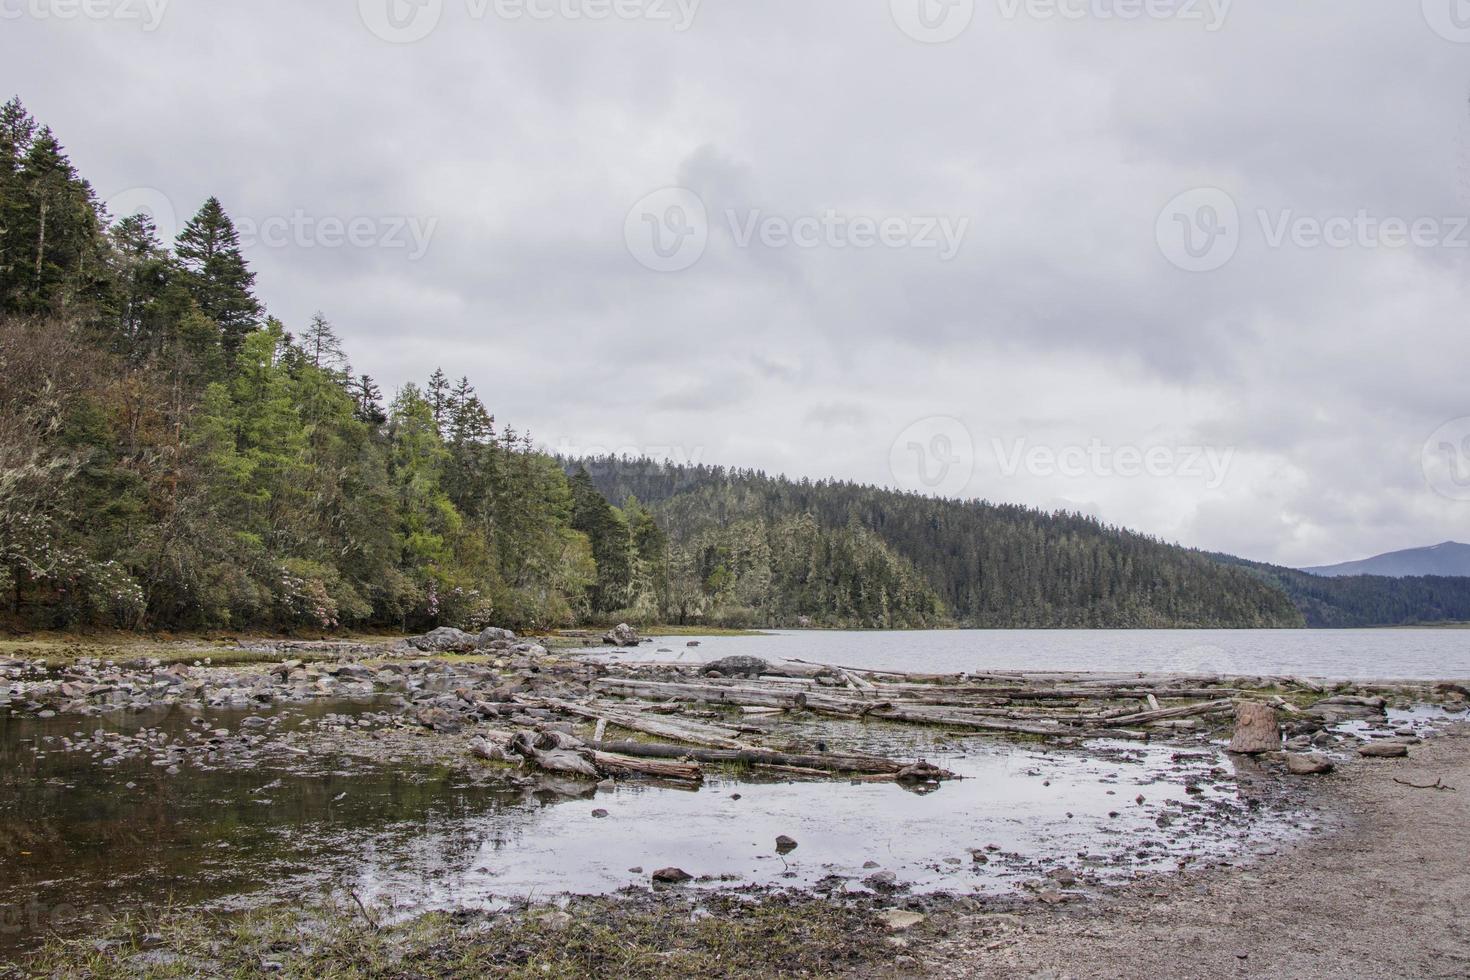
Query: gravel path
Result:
<box><xmin>917</xmin><ymin>725</ymin><xmax>1470</xmax><ymax>979</ymax></box>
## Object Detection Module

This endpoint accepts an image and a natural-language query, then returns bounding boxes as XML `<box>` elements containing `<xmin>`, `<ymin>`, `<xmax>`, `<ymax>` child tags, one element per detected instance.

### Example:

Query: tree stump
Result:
<box><xmin>1227</xmin><ymin>701</ymin><xmax>1280</xmax><ymax>754</ymax></box>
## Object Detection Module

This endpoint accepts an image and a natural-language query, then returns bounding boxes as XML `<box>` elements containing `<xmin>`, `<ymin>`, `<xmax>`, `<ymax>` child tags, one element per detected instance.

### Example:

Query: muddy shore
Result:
<box><xmin>4</xmin><ymin>631</ymin><xmax>1468</xmax><ymax>977</ymax></box>
<box><xmin>918</xmin><ymin>723</ymin><xmax>1470</xmax><ymax>979</ymax></box>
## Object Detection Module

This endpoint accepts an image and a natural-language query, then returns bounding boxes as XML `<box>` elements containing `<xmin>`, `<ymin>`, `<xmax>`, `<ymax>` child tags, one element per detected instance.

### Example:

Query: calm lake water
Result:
<box><xmin>595</xmin><ymin>629</ymin><xmax>1470</xmax><ymax>681</ymax></box>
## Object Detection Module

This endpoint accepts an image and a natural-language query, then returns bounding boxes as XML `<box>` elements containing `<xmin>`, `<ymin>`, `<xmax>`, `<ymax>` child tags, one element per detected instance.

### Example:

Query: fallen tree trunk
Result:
<box><xmin>527</xmin><ymin>695</ymin><xmax>755</xmax><ymax>749</ymax></box>
<box><xmin>589</xmin><ymin>750</ymin><xmax>702</xmax><ymax>782</ymax></box>
<box><xmin>589</xmin><ymin>740</ymin><xmax>907</xmax><ymax>774</ymax></box>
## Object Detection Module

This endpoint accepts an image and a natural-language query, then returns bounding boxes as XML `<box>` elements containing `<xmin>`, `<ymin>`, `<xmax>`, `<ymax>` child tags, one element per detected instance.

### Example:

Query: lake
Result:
<box><xmin>591</xmin><ymin>629</ymin><xmax>1470</xmax><ymax>681</ymax></box>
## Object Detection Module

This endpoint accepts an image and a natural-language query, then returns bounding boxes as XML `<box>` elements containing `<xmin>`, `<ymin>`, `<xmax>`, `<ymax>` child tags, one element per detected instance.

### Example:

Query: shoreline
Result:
<box><xmin>17</xmin><ymin>726</ymin><xmax>1469</xmax><ymax>977</ymax></box>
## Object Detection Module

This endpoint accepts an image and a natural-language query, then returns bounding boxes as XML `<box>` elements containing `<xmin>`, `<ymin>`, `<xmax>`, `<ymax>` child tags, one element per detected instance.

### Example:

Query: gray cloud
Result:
<box><xmin>8</xmin><ymin>0</ymin><xmax>1470</xmax><ymax>566</ymax></box>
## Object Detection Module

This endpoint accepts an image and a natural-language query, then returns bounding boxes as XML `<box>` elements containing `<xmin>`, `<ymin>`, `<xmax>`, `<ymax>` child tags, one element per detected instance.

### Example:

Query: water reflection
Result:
<box><xmin>0</xmin><ymin>701</ymin><xmax>1296</xmax><ymax>961</ymax></box>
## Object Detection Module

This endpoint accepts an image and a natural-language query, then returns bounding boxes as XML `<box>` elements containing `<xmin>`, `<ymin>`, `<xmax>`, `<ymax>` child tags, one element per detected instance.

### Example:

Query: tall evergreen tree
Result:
<box><xmin>174</xmin><ymin>197</ymin><xmax>261</xmax><ymax>356</ymax></box>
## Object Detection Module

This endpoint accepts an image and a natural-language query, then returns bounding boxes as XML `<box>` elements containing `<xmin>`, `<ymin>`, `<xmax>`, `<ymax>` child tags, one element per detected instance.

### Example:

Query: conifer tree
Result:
<box><xmin>174</xmin><ymin>197</ymin><xmax>261</xmax><ymax>356</ymax></box>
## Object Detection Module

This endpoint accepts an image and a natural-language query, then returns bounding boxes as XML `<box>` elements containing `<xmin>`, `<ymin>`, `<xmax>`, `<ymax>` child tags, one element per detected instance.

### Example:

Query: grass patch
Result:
<box><xmin>30</xmin><ymin>893</ymin><xmax>904</xmax><ymax>979</ymax></box>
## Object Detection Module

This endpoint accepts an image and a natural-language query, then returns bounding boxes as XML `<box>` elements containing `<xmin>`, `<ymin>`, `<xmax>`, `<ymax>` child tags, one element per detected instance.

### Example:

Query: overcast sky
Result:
<box><xmin>7</xmin><ymin>0</ymin><xmax>1470</xmax><ymax>567</ymax></box>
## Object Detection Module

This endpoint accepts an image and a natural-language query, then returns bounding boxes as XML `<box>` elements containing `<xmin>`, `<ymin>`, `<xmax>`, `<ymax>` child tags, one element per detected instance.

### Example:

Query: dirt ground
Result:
<box><xmin>915</xmin><ymin>725</ymin><xmax>1470</xmax><ymax>979</ymax></box>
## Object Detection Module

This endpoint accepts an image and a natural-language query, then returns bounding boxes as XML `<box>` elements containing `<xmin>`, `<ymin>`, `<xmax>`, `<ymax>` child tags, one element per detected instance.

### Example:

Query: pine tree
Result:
<box><xmin>300</xmin><ymin>311</ymin><xmax>347</xmax><ymax>375</ymax></box>
<box><xmin>427</xmin><ymin>368</ymin><xmax>450</xmax><ymax>435</ymax></box>
<box><xmin>174</xmin><ymin>197</ymin><xmax>261</xmax><ymax>356</ymax></box>
<box><xmin>350</xmin><ymin>374</ymin><xmax>387</xmax><ymax>427</ymax></box>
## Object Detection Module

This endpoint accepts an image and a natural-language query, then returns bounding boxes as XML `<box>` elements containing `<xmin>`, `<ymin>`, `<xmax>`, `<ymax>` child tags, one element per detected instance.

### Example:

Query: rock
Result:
<box><xmin>1358</xmin><ymin>742</ymin><xmax>1409</xmax><ymax>758</ymax></box>
<box><xmin>775</xmin><ymin>835</ymin><xmax>798</xmax><ymax>854</ymax></box>
<box><xmin>415</xmin><ymin>707</ymin><xmax>464</xmax><ymax>733</ymax></box>
<box><xmin>864</xmin><ymin>870</ymin><xmax>899</xmax><ymax>891</ymax></box>
<box><xmin>1285</xmin><ymin>752</ymin><xmax>1334</xmax><ymax>775</ymax></box>
<box><xmin>476</xmin><ymin>627</ymin><xmax>517</xmax><ymax>648</ymax></box>
<box><xmin>592</xmin><ymin>808</ymin><xmax>609</xmax><ymax>818</ymax></box>
<box><xmin>1227</xmin><ymin>701</ymin><xmax>1281</xmax><ymax>755</ymax></box>
<box><xmin>408</xmin><ymin>627</ymin><xmax>477</xmax><ymax>653</ymax></box>
<box><xmin>703</xmin><ymin>656</ymin><xmax>771</xmax><ymax>679</ymax></box>
<box><xmin>686</xmin><ymin>641</ymin><xmax>701</xmax><ymax>647</ymax></box>
<box><xmin>652</xmin><ymin>867</ymin><xmax>692</xmax><ymax>884</ymax></box>
<box><xmin>878</xmin><ymin>909</ymin><xmax>925</xmax><ymax>931</ymax></box>
<box><xmin>1302</xmin><ymin>695</ymin><xmax>1387</xmax><ymax>724</ymax></box>
<box><xmin>603</xmin><ymin>623</ymin><xmax>641</xmax><ymax>647</ymax></box>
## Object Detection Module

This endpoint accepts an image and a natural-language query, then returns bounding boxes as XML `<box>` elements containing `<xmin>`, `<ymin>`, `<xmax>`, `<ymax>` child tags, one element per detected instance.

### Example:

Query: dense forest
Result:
<box><xmin>2</xmin><ymin>99</ymin><xmax>1461</xmax><ymax>635</ymax></box>
<box><xmin>1212</xmin><ymin>554</ymin><xmax>1470</xmax><ymax>628</ymax></box>
<box><xmin>569</xmin><ymin>457</ymin><xmax>1307</xmax><ymax>628</ymax></box>
<box><xmin>0</xmin><ymin>99</ymin><xmax>665</xmax><ymax>632</ymax></box>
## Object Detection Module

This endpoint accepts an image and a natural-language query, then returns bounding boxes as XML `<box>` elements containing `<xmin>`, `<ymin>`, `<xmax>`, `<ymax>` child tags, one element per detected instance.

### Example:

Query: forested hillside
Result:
<box><xmin>570</xmin><ymin>457</ymin><xmax>1306</xmax><ymax>628</ymax></box>
<box><xmin>0</xmin><ymin>99</ymin><xmax>664</xmax><ymax>632</ymax></box>
<box><xmin>1213</xmin><ymin>554</ymin><xmax>1470</xmax><ymax>628</ymax></box>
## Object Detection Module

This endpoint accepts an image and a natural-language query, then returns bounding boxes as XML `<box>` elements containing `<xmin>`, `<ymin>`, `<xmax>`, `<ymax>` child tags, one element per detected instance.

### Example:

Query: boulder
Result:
<box><xmin>408</xmin><ymin>627</ymin><xmax>477</xmax><ymax>653</ymax></box>
<box><xmin>775</xmin><ymin>835</ymin><xmax>798</xmax><ymax>854</ymax></box>
<box><xmin>1227</xmin><ymin>701</ymin><xmax>1281</xmax><ymax>755</ymax></box>
<box><xmin>651</xmin><ymin>867</ymin><xmax>692</xmax><ymax>884</ymax></box>
<box><xmin>1302</xmin><ymin>695</ymin><xmax>1387</xmax><ymax>724</ymax></box>
<box><xmin>703</xmin><ymin>656</ymin><xmax>772</xmax><ymax>679</ymax></box>
<box><xmin>1285</xmin><ymin>752</ymin><xmax>1333</xmax><ymax>775</ymax></box>
<box><xmin>476</xmin><ymin>627</ymin><xmax>517</xmax><ymax>648</ymax></box>
<box><xmin>603</xmin><ymin>623</ymin><xmax>641</xmax><ymax>647</ymax></box>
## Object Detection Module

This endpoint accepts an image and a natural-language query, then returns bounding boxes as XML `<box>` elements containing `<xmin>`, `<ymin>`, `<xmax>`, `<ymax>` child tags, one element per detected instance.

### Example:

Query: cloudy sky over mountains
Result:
<box><xmin>9</xmin><ymin>0</ymin><xmax>1470</xmax><ymax>566</ymax></box>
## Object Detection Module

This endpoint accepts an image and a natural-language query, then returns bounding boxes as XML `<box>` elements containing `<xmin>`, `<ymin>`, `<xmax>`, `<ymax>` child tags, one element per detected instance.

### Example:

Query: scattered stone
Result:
<box><xmin>864</xmin><ymin>870</ymin><xmax>899</xmax><ymax>891</ymax></box>
<box><xmin>878</xmin><ymin>909</ymin><xmax>925</xmax><ymax>931</ymax></box>
<box><xmin>651</xmin><ymin>867</ymin><xmax>692</xmax><ymax>884</ymax></box>
<box><xmin>406</xmin><ymin>627</ymin><xmax>479</xmax><ymax>653</ymax></box>
<box><xmin>1285</xmin><ymin>752</ymin><xmax>1334</xmax><ymax>775</ymax></box>
<box><xmin>703</xmin><ymin>656</ymin><xmax>771</xmax><ymax>679</ymax></box>
<box><xmin>603</xmin><ymin>624</ymin><xmax>641</xmax><ymax>647</ymax></box>
<box><xmin>1359</xmin><ymin>742</ymin><xmax>1409</xmax><ymax>758</ymax></box>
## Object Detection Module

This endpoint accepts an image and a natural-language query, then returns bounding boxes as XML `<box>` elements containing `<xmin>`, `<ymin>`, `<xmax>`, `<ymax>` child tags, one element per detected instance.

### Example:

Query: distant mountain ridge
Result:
<box><xmin>1301</xmin><ymin>542</ymin><xmax>1470</xmax><ymax>579</ymax></box>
